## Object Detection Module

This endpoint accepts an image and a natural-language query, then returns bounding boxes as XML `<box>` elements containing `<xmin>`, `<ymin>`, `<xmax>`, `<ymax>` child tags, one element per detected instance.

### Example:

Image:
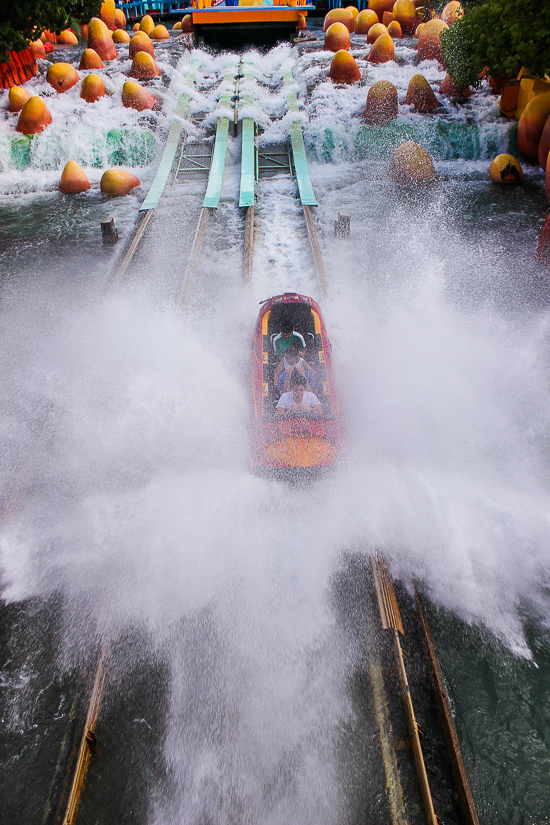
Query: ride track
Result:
<box><xmin>1</xmin><ymin>48</ymin><xmax>479</xmax><ymax>825</ymax></box>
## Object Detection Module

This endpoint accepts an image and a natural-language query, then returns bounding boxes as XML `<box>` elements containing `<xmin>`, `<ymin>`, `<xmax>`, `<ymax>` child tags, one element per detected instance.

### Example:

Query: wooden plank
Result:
<box><xmin>242</xmin><ymin>205</ymin><xmax>254</xmax><ymax>284</ymax></box>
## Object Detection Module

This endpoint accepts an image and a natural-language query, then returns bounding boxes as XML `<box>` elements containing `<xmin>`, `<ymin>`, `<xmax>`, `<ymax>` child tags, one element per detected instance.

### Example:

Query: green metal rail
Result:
<box><xmin>203</xmin><ymin>59</ymin><xmax>238</xmax><ymax>209</ymax></box>
<box><xmin>283</xmin><ymin>68</ymin><xmax>317</xmax><ymax>207</ymax></box>
<box><xmin>140</xmin><ymin>58</ymin><xmax>202</xmax><ymax>212</ymax></box>
<box><xmin>239</xmin><ymin>62</ymin><xmax>257</xmax><ymax>209</ymax></box>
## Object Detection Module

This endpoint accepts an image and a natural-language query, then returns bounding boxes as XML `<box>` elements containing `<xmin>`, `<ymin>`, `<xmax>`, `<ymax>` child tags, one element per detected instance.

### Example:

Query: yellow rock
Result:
<box><xmin>355</xmin><ymin>9</ymin><xmax>379</xmax><ymax>34</ymax></box>
<box><xmin>150</xmin><ymin>24</ymin><xmax>170</xmax><ymax>40</ymax></box>
<box><xmin>29</xmin><ymin>39</ymin><xmax>46</xmax><ymax>58</ymax></box>
<box><xmin>328</xmin><ymin>50</ymin><xmax>361</xmax><ymax>83</ymax></box>
<box><xmin>416</xmin><ymin>18</ymin><xmax>448</xmax><ymax>63</ymax></box>
<box><xmin>16</xmin><ymin>96</ymin><xmax>52</xmax><ymax>135</ymax></box>
<box><xmin>113</xmin><ymin>28</ymin><xmax>131</xmax><ymax>43</ymax></box>
<box><xmin>130</xmin><ymin>51</ymin><xmax>160</xmax><ymax>79</ymax></box>
<box><xmin>88</xmin><ymin>17</ymin><xmax>118</xmax><ymax>60</ymax></box>
<box><xmin>489</xmin><ymin>154</ymin><xmax>523</xmax><ymax>184</ymax></box>
<box><xmin>388</xmin><ymin>141</ymin><xmax>435</xmax><ymax>184</ymax></box>
<box><xmin>181</xmin><ymin>14</ymin><xmax>194</xmax><ymax>32</ymax></box>
<box><xmin>8</xmin><ymin>86</ymin><xmax>30</xmax><ymax>113</ymax></box>
<box><xmin>57</xmin><ymin>29</ymin><xmax>78</xmax><ymax>45</ymax></box>
<box><xmin>114</xmin><ymin>8</ymin><xmax>127</xmax><ymax>28</ymax></box>
<box><xmin>324</xmin><ymin>22</ymin><xmax>351</xmax><ymax>52</ymax></box>
<box><xmin>100</xmin><ymin>0</ymin><xmax>116</xmax><ymax>30</ymax></box>
<box><xmin>441</xmin><ymin>1</ymin><xmax>463</xmax><ymax>25</ymax></box>
<box><xmin>129</xmin><ymin>31</ymin><xmax>155</xmax><ymax>58</ymax></box>
<box><xmin>367</xmin><ymin>32</ymin><xmax>395</xmax><ymax>63</ymax></box>
<box><xmin>139</xmin><ymin>14</ymin><xmax>155</xmax><ymax>34</ymax></box>
<box><xmin>80</xmin><ymin>48</ymin><xmax>104</xmax><ymax>69</ymax></box>
<box><xmin>122</xmin><ymin>79</ymin><xmax>156</xmax><ymax>110</ymax></box>
<box><xmin>405</xmin><ymin>73</ymin><xmax>439</xmax><ymax>112</ymax></box>
<box><xmin>100</xmin><ymin>168</ymin><xmax>141</xmax><ymax>195</ymax></box>
<box><xmin>60</xmin><ymin>160</ymin><xmax>91</xmax><ymax>192</ymax></box>
<box><xmin>47</xmin><ymin>62</ymin><xmax>80</xmax><ymax>93</ymax></box>
<box><xmin>387</xmin><ymin>20</ymin><xmax>402</xmax><ymax>38</ymax></box>
<box><xmin>392</xmin><ymin>0</ymin><xmax>417</xmax><ymax>33</ymax></box>
<box><xmin>323</xmin><ymin>8</ymin><xmax>355</xmax><ymax>32</ymax></box>
<box><xmin>80</xmin><ymin>73</ymin><xmax>106</xmax><ymax>102</ymax></box>
<box><xmin>345</xmin><ymin>6</ymin><xmax>359</xmax><ymax>20</ymax></box>
<box><xmin>132</xmin><ymin>22</ymin><xmax>140</xmax><ymax>31</ymax></box>
<box><xmin>172</xmin><ymin>21</ymin><xmax>182</xmax><ymax>30</ymax></box>
<box><xmin>367</xmin><ymin>22</ymin><xmax>388</xmax><ymax>43</ymax></box>
<box><xmin>364</xmin><ymin>79</ymin><xmax>398</xmax><ymax>124</ymax></box>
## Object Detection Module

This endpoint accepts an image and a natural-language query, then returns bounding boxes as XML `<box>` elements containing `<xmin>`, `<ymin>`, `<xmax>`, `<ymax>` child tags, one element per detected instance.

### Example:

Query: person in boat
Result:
<box><xmin>273</xmin><ymin>343</ymin><xmax>315</xmax><ymax>393</ymax></box>
<box><xmin>276</xmin><ymin>373</ymin><xmax>323</xmax><ymax>417</ymax></box>
<box><xmin>272</xmin><ymin>319</ymin><xmax>306</xmax><ymax>357</ymax></box>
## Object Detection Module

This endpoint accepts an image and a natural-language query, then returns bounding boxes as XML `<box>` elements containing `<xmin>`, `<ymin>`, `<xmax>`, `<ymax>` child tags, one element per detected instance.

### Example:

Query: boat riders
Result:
<box><xmin>276</xmin><ymin>373</ymin><xmax>323</xmax><ymax>416</ymax></box>
<box><xmin>272</xmin><ymin>319</ymin><xmax>306</xmax><ymax>356</ymax></box>
<box><xmin>273</xmin><ymin>343</ymin><xmax>315</xmax><ymax>393</ymax></box>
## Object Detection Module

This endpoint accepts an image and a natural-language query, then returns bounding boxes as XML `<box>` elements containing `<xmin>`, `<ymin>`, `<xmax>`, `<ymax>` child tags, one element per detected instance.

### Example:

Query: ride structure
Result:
<box><xmin>250</xmin><ymin>292</ymin><xmax>344</xmax><ymax>473</ymax></box>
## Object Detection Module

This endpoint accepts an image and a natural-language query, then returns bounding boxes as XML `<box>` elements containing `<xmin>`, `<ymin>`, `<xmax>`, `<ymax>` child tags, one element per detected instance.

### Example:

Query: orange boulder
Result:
<box><xmin>520</xmin><ymin>93</ymin><xmax>550</xmax><ymax>144</ymax></box>
<box><xmin>139</xmin><ymin>15</ymin><xmax>155</xmax><ymax>34</ymax></box>
<box><xmin>150</xmin><ymin>24</ymin><xmax>170</xmax><ymax>40</ymax></box>
<box><xmin>113</xmin><ymin>28</ymin><xmax>131</xmax><ymax>42</ymax></box>
<box><xmin>114</xmin><ymin>8</ymin><xmax>127</xmax><ymax>28</ymax></box>
<box><xmin>488</xmin><ymin>154</ymin><xmax>523</xmax><ymax>184</ymax></box>
<box><xmin>47</xmin><ymin>62</ymin><xmax>80</xmax><ymax>93</ymax></box>
<box><xmin>100</xmin><ymin>168</ymin><xmax>141</xmax><ymax>195</ymax></box>
<box><xmin>129</xmin><ymin>31</ymin><xmax>155</xmax><ymax>58</ymax></box>
<box><xmin>16</xmin><ymin>96</ymin><xmax>51</xmax><ymax>134</ymax></box>
<box><xmin>368</xmin><ymin>0</ymin><xmax>395</xmax><ymax>20</ymax></box>
<box><xmin>367</xmin><ymin>22</ymin><xmax>388</xmax><ymax>43</ymax></box>
<box><xmin>100</xmin><ymin>0</ymin><xmax>116</xmax><ymax>30</ymax></box>
<box><xmin>172</xmin><ymin>21</ymin><xmax>182</xmax><ymax>30</ymax></box>
<box><xmin>132</xmin><ymin>22</ymin><xmax>140</xmax><ymax>31</ymax></box>
<box><xmin>80</xmin><ymin>48</ymin><xmax>104</xmax><ymax>69</ymax></box>
<box><xmin>122</xmin><ymin>79</ymin><xmax>156</xmax><ymax>110</ymax></box>
<box><xmin>60</xmin><ymin>160</ymin><xmax>91</xmax><ymax>193</ymax></box>
<box><xmin>364</xmin><ymin>80</ymin><xmax>398</xmax><ymax>124</ymax></box>
<box><xmin>88</xmin><ymin>17</ymin><xmax>118</xmax><ymax>60</ymax></box>
<box><xmin>181</xmin><ymin>14</ymin><xmax>194</xmax><ymax>32</ymax></box>
<box><xmin>387</xmin><ymin>20</ymin><xmax>402</xmax><ymax>38</ymax></box>
<box><xmin>8</xmin><ymin>86</ymin><xmax>30</xmax><ymax>113</ymax></box>
<box><xmin>392</xmin><ymin>0</ymin><xmax>418</xmax><ymax>33</ymax></box>
<box><xmin>538</xmin><ymin>115</ymin><xmax>550</xmax><ymax>170</ymax></box>
<box><xmin>416</xmin><ymin>19</ymin><xmax>448</xmax><ymax>63</ymax></box>
<box><xmin>405</xmin><ymin>73</ymin><xmax>439</xmax><ymax>112</ymax></box>
<box><xmin>517</xmin><ymin>117</ymin><xmax>539</xmax><ymax>161</ymax></box>
<box><xmin>388</xmin><ymin>141</ymin><xmax>435</xmax><ymax>184</ymax></box>
<box><xmin>328</xmin><ymin>50</ymin><xmax>361</xmax><ymax>83</ymax></box>
<box><xmin>355</xmin><ymin>9</ymin><xmax>378</xmax><ymax>34</ymax></box>
<box><xmin>382</xmin><ymin>11</ymin><xmax>393</xmax><ymax>26</ymax></box>
<box><xmin>323</xmin><ymin>8</ymin><xmax>355</xmax><ymax>32</ymax></box>
<box><xmin>367</xmin><ymin>32</ymin><xmax>394</xmax><ymax>63</ymax></box>
<box><xmin>80</xmin><ymin>73</ymin><xmax>106</xmax><ymax>102</ymax></box>
<box><xmin>29</xmin><ymin>39</ymin><xmax>46</xmax><ymax>58</ymax></box>
<box><xmin>324</xmin><ymin>22</ymin><xmax>351</xmax><ymax>52</ymax></box>
<box><xmin>57</xmin><ymin>29</ymin><xmax>78</xmax><ymax>45</ymax></box>
<box><xmin>441</xmin><ymin>0</ymin><xmax>463</xmax><ymax>25</ymax></box>
<box><xmin>129</xmin><ymin>51</ymin><xmax>160</xmax><ymax>79</ymax></box>
<box><xmin>296</xmin><ymin>14</ymin><xmax>307</xmax><ymax>29</ymax></box>
<box><xmin>346</xmin><ymin>6</ymin><xmax>359</xmax><ymax>20</ymax></box>
<box><xmin>440</xmin><ymin>73</ymin><xmax>471</xmax><ymax>97</ymax></box>
<box><xmin>81</xmin><ymin>23</ymin><xmax>88</xmax><ymax>40</ymax></box>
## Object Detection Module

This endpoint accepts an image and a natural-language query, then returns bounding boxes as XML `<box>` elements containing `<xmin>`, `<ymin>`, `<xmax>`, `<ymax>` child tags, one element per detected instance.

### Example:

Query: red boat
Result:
<box><xmin>250</xmin><ymin>293</ymin><xmax>344</xmax><ymax>473</ymax></box>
